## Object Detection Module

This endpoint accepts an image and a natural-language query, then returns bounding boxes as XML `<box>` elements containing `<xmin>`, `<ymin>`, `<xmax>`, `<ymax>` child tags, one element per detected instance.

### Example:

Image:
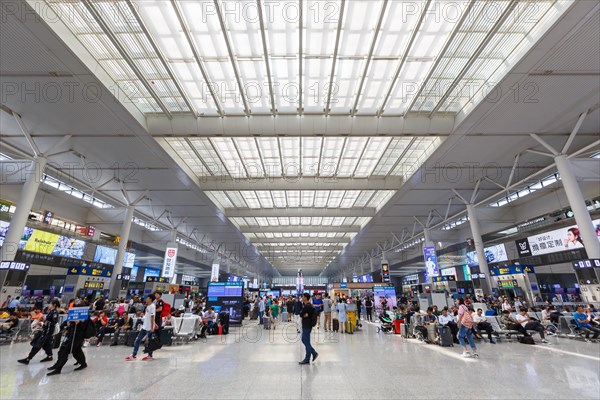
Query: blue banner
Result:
<box><xmin>66</xmin><ymin>307</ymin><xmax>89</xmax><ymax>322</ymax></box>
<box><xmin>432</xmin><ymin>276</ymin><xmax>456</xmax><ymax>282</ymax></box>
<box><xmin>490</xmin><ymin>265</ymin><xmax>534</xmax><ymax>276</ymax></box>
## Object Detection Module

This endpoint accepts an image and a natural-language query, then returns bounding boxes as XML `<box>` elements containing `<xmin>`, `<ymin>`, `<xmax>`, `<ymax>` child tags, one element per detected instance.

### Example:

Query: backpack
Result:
<box><xmin>161</xmin><ymin>302</ymin><xmax>171</xmax><ymax>318</ymax></box>
<box><xmin>310</xmin><ymin>307</ymin><xmax>318</xmax><ymax>328</ymax></box>
<box><xmin>518</xmin><ymin>336</ymin><xmax>535</xmax><ymax>345</ymax></box>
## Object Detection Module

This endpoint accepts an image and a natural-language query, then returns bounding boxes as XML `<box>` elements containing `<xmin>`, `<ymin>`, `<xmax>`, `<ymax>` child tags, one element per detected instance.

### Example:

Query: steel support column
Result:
<box><xmin>109</xmin><ymin>205</ymin><xmax>135</xmax><ymax>299</ymax></box>
<box><xmin>466</xmin><ymin>204</ymin><xmax>492</xmax><ymax>295</ymax></box>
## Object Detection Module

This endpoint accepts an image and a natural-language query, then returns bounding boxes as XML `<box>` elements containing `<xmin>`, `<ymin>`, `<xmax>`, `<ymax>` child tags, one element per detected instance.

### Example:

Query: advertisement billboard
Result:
<box><xmin>423</xmin><ymin>246</ymin><xmax>439</xmax><ymax>278</ymax></box>
<box><xmin>516</xmin><ymin>219</ymin><xmax>600</xmax><ymax>257</ymax></box>
<box><xmin>373</xmin><ymin>286</ymin><xmax>397</xmax><ymax>311</ymax></box>
<box><xmin>52</xmin><ymin>236</ymin><xmax>86</xmax><ymax>259</ymax></box>
<box><xmin>23</xmin><ymin>230</ymin><xmax>60</xmax><ymax>255</ymax></box>
<box><xmin>466</xmin><ymin>243</ymin><xmax>509</xmax><ymax>266</ymax></box>
<box><xmin>206</xmin><ymin>282</ymin><xmax>244</xmax><ymax>324</ymax></box>
<box><xmin>94</xmin><ymin>245</ymin><xmax>118</xmax><ymax>265</ymax></box>
<box><xmin>162</xmin><ymin>246</ymin><xmax>177</xmax><ymax>278</ymax></box>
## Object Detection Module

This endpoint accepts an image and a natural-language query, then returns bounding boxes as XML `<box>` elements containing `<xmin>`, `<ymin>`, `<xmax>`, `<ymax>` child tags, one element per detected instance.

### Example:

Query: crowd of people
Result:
<box><xmin>3</xmin><ymin>290</ymin><xmax>599</xmax><ymax>369</ymax></box>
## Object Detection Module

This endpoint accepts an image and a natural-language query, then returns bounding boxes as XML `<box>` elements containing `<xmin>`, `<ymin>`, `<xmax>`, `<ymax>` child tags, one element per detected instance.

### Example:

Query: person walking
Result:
<box><xmin>46</xmin><ymin>317</ymin><xmax>91</xmax><ymax>375</ymax></box>
<box><xmin>323</xmin><ymin>294</ymin><xmax>333</xmax><ymax>331</ymax></box>
<box><xmin>337</xmin><ymin>300</ymin><xmax>348</xmax><ymax>334</ymax></box>
<box><xmin>298</xmin><ymin>293</ymin><xmax>318</xmax><ymax>365</ymax></box>
<box><xmin>456</xmin><ymin>298</ymin><xmax>478</xmax><ymax>358</ymax></box>
<box><xmin>356</xmin><ymin>296</ymin><xmax>362</xmax><ymax>321</ymax></box>
<box><xmin>18</xmin><ymin>300</ymin><xmax>60</xmax><ymax>365</ymax></box>
<box><xmin>125</xmin><ymin>294</ymin><xmax>156</xmax><ymax>361</ymax></box>
<box><xmin>293</xmin><ymin>296</ymin><xmax>303</xmax><ymax>333</ymax></box>
<box><xmin>258</xmin><ymin>297</ymin><xmax>265</xmax><ymax>325</ymax></box>
<box><xmin>365</xmin><ymin>297</ymin><xmax>373</xmax><ymax>322</ymax></box>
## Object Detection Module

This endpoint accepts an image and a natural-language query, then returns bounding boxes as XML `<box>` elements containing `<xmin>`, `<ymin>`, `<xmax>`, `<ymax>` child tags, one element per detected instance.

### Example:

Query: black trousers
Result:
<box><xmin>366</xmin><ymin>308</ymin><xmax>373</xmax><ymax>321</ymax></box>
<box><xmin>474</xmin><ymin>322</ymin><xmax>494</xmax><ymax>340</ymax></box>
<box><xmin>28</xmin><ymin>334</ymin><xmax>53</xmax><ymax>359</ymax></box>
<box><xmin>54</xmin><ymin>338</ymin><xmax>86</xmax><ymax>371</ymax></box>
<box><xmin>445</xmin><ymin>321</ymin><xmax>459</xmax><ymax>341</ymax></box>
<box><xmin>507</xmin><ymin>323</ymin><xmax>528</xmax><ymax>335</ymax></box>
<box><xmin>97</xmin><ymin>327</ymin><xmax>116</xmax><ymax>342</ymax></box>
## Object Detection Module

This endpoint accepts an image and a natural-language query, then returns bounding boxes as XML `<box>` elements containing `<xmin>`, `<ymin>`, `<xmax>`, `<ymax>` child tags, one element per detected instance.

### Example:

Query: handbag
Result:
<box><xmin>145</xmin><ymin>332</ymin><xmax>162</xmax><ymax>353</ymax></box>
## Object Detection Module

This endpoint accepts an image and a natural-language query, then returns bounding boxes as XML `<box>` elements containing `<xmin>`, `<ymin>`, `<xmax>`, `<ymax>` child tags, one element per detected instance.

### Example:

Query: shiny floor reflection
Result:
<box><xmin>1</xmin><ymin>321</ymin><xmax>599</xmax><ymax>399</ymax></box>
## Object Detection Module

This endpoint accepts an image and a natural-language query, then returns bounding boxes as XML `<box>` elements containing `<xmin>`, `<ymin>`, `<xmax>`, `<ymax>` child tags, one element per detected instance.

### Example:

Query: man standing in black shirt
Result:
<box><xmin>154</xmin><ymin>291</ymin><xmax>164</xmax><ymax>329</ymax></box>
<box><xmin>299</xmin><ymin>293</ymin><xmax>318</xmax><ymax>365</ymax></box>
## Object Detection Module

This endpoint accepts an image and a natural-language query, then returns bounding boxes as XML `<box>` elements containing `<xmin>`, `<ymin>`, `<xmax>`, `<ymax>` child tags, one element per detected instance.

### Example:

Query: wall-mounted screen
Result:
<box><xmin>52</xmin><ymin>236</ymin><xmax>86</xmax><ymax>259</ymax></box>
<box><xmin>94</xmin><ymin>245</ymin><xmax>117</xmax><ymax>265</ymax></box>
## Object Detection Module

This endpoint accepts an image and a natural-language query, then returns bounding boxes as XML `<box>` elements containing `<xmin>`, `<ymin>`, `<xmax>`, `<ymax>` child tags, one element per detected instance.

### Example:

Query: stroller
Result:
<box><xmin>377</xmin><ymin>312</ymin><xmax>394</xmax><ymax>334</ymax></box>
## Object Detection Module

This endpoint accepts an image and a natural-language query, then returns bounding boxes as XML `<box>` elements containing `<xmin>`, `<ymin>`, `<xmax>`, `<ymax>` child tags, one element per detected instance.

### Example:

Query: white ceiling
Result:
<box><xmin>0</xmin><ymin>0</ymin><xmax>598</xmax><ymax>277</ymax></box>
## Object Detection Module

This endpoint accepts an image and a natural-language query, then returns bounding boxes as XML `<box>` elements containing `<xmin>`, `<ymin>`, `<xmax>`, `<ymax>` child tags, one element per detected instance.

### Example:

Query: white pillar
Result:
<box><xmin>466</xmin><ymin>204</ymin><xmax>492</xmax><ymax>295</ymax></box>
<box><xmin>423</xmin><ymin>228</ymin><xmax>431</xmax><ymax>244</ymax></box>
<box><xmin>109</xmin><ymin>205</ymin><xmax>135</xmax><ymax>299</ymax></box>
<box><xmin>555</xmin><ymin>154</ymin><xmax>600</xmax><ymax>258</ymax></box>
<box><xmin>0</xmin><ymin>157</ymin><xmax>47</xmax><ymax>262</ymax></box>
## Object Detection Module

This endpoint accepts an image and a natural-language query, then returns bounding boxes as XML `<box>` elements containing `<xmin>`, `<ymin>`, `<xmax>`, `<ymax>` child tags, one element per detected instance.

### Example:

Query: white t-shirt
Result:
<box><xmin>143</xmin><ymin>303</ymin><xmax>156</xmax><ymax>331</ymax></box>
<box><xmin>472</xmin><ymin>313</ymin><xmax>486</xmax><ymax>323</ymax></box>
<box><xmin>515</xmin><ymin>313</ymin><xmax>529</xmax><ymax>328</ymax></box>
<box><xmin>438</xmin><ymin>314</ymin><xmax>456</xmax><ymax>325</ymax></box>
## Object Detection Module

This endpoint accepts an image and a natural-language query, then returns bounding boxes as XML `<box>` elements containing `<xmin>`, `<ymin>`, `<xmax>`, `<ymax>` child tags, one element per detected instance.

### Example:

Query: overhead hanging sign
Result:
<box><xmin>381</xmin><ymin>261</ymin><xmax>390</xmax><ymax>283</ymax></box>
<box><xmin>0</xmin><ymin>261</ymin><xmax>30</xmax><ymax>271</ymax></box>
<box><xmin>211</xmin><ymin>262</ymin><xmax>220</xmax><ymax>282</ymax></box>
<box><xmin>67</xmin><ymin>266</ymin><xmax>112</xmax><ymax>277</ymax></box>
<box><xmin>162</xmin><ymin>246</ymin><xmax>177</xmax><ymax>278</ymax></box>
<box><xmin>66</xmin><ymin>307</ymin><xmax>89</xmax><ymax>322</ymax></box>
<box><xmin>466</xmin><ymin>244</ymin><xmax>508</xmax><ymax>266</ymax></box>
<box><xmin>516</xmin><ymin>219</ymin><xmax>600</xmax><ymax>257</ymax></box>
<box><xmin>423</xmin><ymin>247</ymin><xmax>439</xmax><ymax>278</ymax></box>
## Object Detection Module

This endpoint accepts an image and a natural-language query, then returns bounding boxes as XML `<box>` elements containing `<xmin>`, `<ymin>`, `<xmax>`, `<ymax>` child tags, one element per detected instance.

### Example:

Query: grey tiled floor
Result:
<box><xmin>1</xmin><ymin>320</ymin><xmax>599</xmax><ymax>399</ymax></box>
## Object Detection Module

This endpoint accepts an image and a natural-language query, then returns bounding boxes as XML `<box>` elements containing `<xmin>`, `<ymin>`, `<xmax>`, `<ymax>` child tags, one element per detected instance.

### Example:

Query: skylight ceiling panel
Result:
<box><xmin>240</xmin><ymin>191</ymin><xmax>261</xmax><ymax>208</ymax></box>
<box><xmin>343</xmin><ymin>217</ymin><xmax>357</xmax><ymax>225</ymax></box>
<box><xmin>312</xmin><ymin>217</ymin><xmax>323</xmax><ymax>225</ymax></box>
<box><xmin>354</xmin><ymin>190</ymin><xmax>375</xmax><ymax>207</ymax></box>
<box><xmin>230</xmin><ymin>217</ymin><xmax>246</xmax><ymax>226</ymax></box>
<box><xmin>271</xmin><ymin>191</ymin><xmax>287</xmax><ymax>208</ymax></box>
<box><xmin>186</xmin><ymin>138</ymin><xmax>222</xmax><ymax>176</ymax></box>
<box><xmin>329</xmin><ymin>58</ymin><xmax>362</xmax><ymax>112</ymax></box>
<box><xmin>225</xmin><ymin>191</ymin><xmax>248</xmax><ymax>208</ymax></box>
<box><xmin>321</xmin><ymin>216</ymin><xmax>334</xmax><ymax>226</ymax></box>
<box><xmin>272</xmin><ymin>57</ymin><xmax>300</xmax><ymax>112</ymax></box>
<box><xmin>237</xmin><ymin>60</ymin><xmax>271</xmax><ymax>112</ymax></box>
<box><xmin>256</xmin><ymin>217</ymin><xmax>269</xmax><ymax>226</ymax></box>
<box><xmin>327</xmin><ymin>191</ymin><xmax>345</xmax><ymax>208</ymax></box>
<box><xmin>357</xmin><ymin>60</ymin><xmax>396</xmax><ymax>113</ymax></box>
<box><xmin>320</xmin><ymin>137</ymin><xmax>344</xmax><ymax>174</ymax></box>
<box><xmin>301</xmin><ymin>217</ymin><xmax>312</xmax><ymax>225</ymax></box>
<box><xmin>256</xmin><ymin>138</ymin><xmax>282</xmax><ymax>176</ymax></box>
<box><xmin>339</xmin><ymin>191</ymin><xmax>360</xmax><ymax>208</ymax></box>
<box><xmin>280</xmin><ymin>138</ymin><xmax>301</xmax><ymax>173</ymax></box>
<box><xmin>301</xmin><ymin>191</ymin><xmax>315</xmax><ymax>207</ymax></box>
<box><xmin>256</xmin><ymin>191</ymin><xmax>274</xmax><ymax>208</ymax></box>
<box><xmin>267</xmin><ymin>217</ymin><xmax>279</xmax><ymax>226</ymax></box>
<box><xmin>371</xmin><ymin>138</ymin><xmax>412</xmax><ymax>175</ymax></box>
<box><xmin>373</xmin><ymin>0</ymin><xmax>416</xmax><ymax>57</ymax></box>
<box><xmin>244</xmin><ymin>217</ymin><xmax>257</xmax><ymax>226</ymax></box>
<box><xmin>288</xmin><ymin>191</ymin><xmax>301</xmax><ymax>208</ymax></box>
<box><xmin>302</xmin><ymin>1</ymin><xmax>340</xmax><ymax>112</ymax></box>
<box><xmin>205</xmin><ymin>191</ymin><xmax>231</xmax><ymax>209</ymax></box>
<box><xmin>203</xmin><ymin>61</ymin><xmax>244</xmax><ymax>113</ymax></box>
<box><xmin>279</xmin><ymin>217</ymin><xmax>291</xmax><ymax>226</ymax></box>
<box><xmin>171</xmin><ymin>63</ymin><xmax>218</xmax><ymax>113</ymax></box>
<box><xmin>301</xmin><ymin>137</ymin><xmax>322</xmax><ymax>176</ymax></box>
<box><xmin>354</xmin><ymin>137</ymin><xmax>390</xmax><ymax>177</ymax></box>
<box><xmin>232</xmin><ymin>138</ymin><xmax>262</xmax><ymax>176</ymax></box>
<box><xmin>314</xmin><ymin>191</ymin><xmax>329</xmax><ymax>208</ymax></box>
<box><xmin>368</xmin><ymin>190</ymin><xmax>395</xmax><ymax>208</ymax></box>
<box><xmin>210</xmin><ymin>138</ymin><xmax>243</xmax><ymax>177</ymax></box>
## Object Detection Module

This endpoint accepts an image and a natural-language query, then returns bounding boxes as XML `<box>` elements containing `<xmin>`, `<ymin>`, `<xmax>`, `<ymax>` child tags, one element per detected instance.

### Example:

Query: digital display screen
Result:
<box><xmin>52</xmin><ymin>236</ymin><xmax>86</xmax><ymax>259</ymax></box>
<box><xmin>143</xmin><ymin>268</ymin><xmax>161</xmax><ymax>282</ymax></box>
<box><xmin>94</xmin><ymin>245</ymin><xmax>117</xmax><ymax>265</ymax></box>
<box><xmin>206</xmin><ymin>282</ymin><xmax>244</xmax><ymax>324</ymax></box>
<box><xmin>373</xmin><ymin>286</ymin><xmax>397</xmax><ymax>311</ymax></box>
<box><xmin>208</xmin><ymin>283</ymin><xmax>243</xmax><ymax>297</ymax></box>
<box><xmin>23</xmin><ymin>229</ymin><xmax>60</xmax><ymax>254</ymax></box>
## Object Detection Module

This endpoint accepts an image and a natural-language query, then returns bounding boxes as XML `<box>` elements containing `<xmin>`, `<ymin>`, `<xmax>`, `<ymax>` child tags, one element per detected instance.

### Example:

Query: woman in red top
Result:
<box><xmin>456</xmin><ymin>298</ymin><xmax>478</xmax><ymax>358</ymax></box>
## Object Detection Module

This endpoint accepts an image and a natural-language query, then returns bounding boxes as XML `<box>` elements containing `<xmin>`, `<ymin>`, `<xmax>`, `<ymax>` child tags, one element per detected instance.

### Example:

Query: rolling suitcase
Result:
<box><xmin>438</xmin><ymin>326</ymin><xmax>454</xmax><ymax>347</ymax></box>
<box><xmin>264</xmin><ymin>317</ymin><xmax>272</xmax><ymax>330</ymax></box>
<box><xmin>332</xmin><ymin>318</ymin><xmax>339</xmax><ymax>332</ymax></box>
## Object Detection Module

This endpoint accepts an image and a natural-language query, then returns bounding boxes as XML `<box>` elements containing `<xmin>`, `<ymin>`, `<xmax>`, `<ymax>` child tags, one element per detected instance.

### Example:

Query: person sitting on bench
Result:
<box><xmin>574</xmin><ymin>305</ymin><xmax>600</xmax><ymax>341</ymax></box>
<box><xmin>472</xmin><ymin>308</ymin><xmax>495</xmax><ymax>344</ymax></box>
<box><xmin>515</xmin><ymin>308</ymin><xmax>549</xmax><ymax>343</ymax></box>
<box><xmin>438</xmin><ymin>308</ymin><xmax>459</xmax><ymax>344</ymax></box>
<box><xmin>500</xmin><ymin>310</ymin><xmax>529</xmax><ymax>336</ymax></box>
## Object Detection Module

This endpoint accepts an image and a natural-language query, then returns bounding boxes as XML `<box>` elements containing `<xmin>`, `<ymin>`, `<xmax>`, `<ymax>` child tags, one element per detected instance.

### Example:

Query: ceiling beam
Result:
<box><xmin>252</xmin><ymin>237</ymin><xmax>346</xmax><ymax>244</ymax></box>
<box><xmin>148</xmin><ymin>114</ymin><xmax>455</xmax><ymax>136</ymax></box>
<box><xmin>325</xmin><ymin>0</ymin><xmax>346</xmax><ymax>114</ymax></box>
<box><xmin>240</xmin><ymin>225</ymin><xmax>361</xmax><ymax>233</ymax></box>
<box><xmin>199</xmin><ymin>176</ymin><xmax>402</xmax><ymax>190</ymax></box>
<box><xmin>224</xmin><ymin>207</ymin><xmax>376</xmax><ymax>218</ymax></box>
<box><xmin>256</xmin><ymin>0</ymin><xmax>276</xmax><ymax>114</ymax></box>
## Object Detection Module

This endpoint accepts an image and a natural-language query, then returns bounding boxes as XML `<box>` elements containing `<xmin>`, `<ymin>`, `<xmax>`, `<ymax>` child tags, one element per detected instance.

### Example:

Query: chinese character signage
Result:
<box><xmin>517</xmin><ymin>219</ymin><xmax>600</xmax><ymax>257</ymax></box>
<box><xmin>146</xmin><ymin>276</ymin><xmax>169</xmax><ymax>283</ymax></box>
<box><xmin>381</xmin><ymin>261</ymin><xmax>390</xmax><ymax>283</ymax></box>
<box><xmin>432</xmin><ymin>276</ymin><xmax>456</xmax><ymax>282</ymax></box>
<box><xmin>490</xmin><ymin>265</ymin><xmax>534</xmax><ymax>276</ymax></box>
<box><xmin>572</xmin><ymin>259</ymin><xmax>600</xmax><ymax>269</ymax></box>
<box><xmin>66</xmin><ymin>307</ymin><xmax>89</xmax><ymax>322</ymax></box>
<box><xmin>211</xmin><ymin>262</ymin><xmax>220</xmax><ymax>282</ymax></box>
<box><xmin>0</xmin><ymin>199</ymin><xmax>12</xmax><ymax>213</ymax></box>
<box><xmin>67</xmin><ymin>266</ymin><xmax>112</xmax><ymax>277</ymax></box>
<box><xmin>84</xmin><ymin>281</ymin><xmax>104</xmax><ymax>289</ymax></box>
<box><xmin>162</xmin><ymin>246</ymin><xmax>177</xmax><ymax>279</ymax></box>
